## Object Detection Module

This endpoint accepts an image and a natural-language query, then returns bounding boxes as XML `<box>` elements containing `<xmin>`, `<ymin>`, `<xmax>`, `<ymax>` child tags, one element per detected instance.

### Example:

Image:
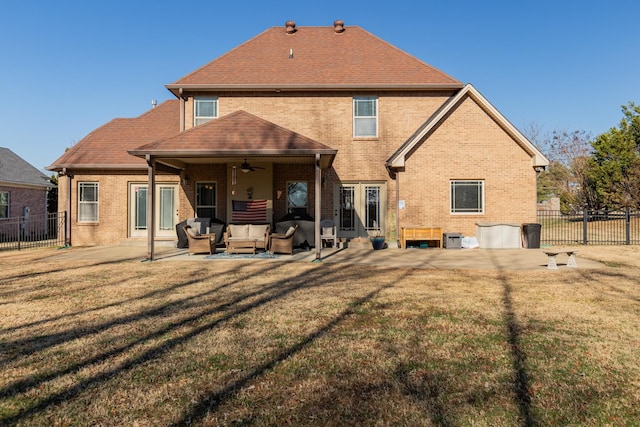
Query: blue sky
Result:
<box><xmin>1</xmin><ymin>0</ymin><xmax>638</xmax><ymax>172</ymax></box>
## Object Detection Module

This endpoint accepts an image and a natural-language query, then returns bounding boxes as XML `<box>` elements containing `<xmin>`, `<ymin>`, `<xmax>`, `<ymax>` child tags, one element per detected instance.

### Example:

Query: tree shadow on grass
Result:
<box><xmin>482</xmin><ymin>250</ymin><xmax>535</xmax><ymax>427</ymax></box>
<box><xmin>172</xmin><ymin>279</ymin><xmax>395</xmax><ymax>425</ymax></box>
<box><xmin>502</xmin><ymin>279</ymin><xmax>535</xmax><ymax>427</ymax></box>
<box><xmin>0</xmin><ymin>260</ymin><xmax>297</xmax><ymax>402</ymax></box>
<box><xmin>1</xmin><ymin>261</ymin><xmax>393</xmax><ymax>425</ymax></box>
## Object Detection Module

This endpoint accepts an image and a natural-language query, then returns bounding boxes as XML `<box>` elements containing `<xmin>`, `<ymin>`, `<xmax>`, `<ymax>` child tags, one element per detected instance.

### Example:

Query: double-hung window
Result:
<box><xmin>78</xmin><ymin>182</ymin><xmax>99</xmax><ymax>222</ymax></box>
<box><xmin>353</xmin><ymin>96</ymin><xmax>378</xmax><ymax>138</ymax></box>
<box><xmin>194</xmin><ymin>97</ymin><xmax>218</xmax><ymax>126</ymax></box>
<box><xmin>196</xmin><ymin>182</ymin><xmax>217</xmax><ymax>219</ymax></box>
<box><xmin>451</xmin><ymin>180</ymin><xmax>484</xmax><ymax>214</ymax></box>
<box><xmin>0</xmin><ymin>191</ymin><xmax>9</xmax><ymax>218</ymax></box>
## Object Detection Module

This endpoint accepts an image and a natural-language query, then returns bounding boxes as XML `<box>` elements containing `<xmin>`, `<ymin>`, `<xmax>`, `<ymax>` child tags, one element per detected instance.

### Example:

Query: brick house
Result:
<box><xmin>47</xmin><ymin>20</ymin><xmax>548</xmax><ymax>258</ymax></box>
<box><xmin>1</xmin><ymin>147</ymin><xmax>51</xmax><ymax>218</ymax></box>
<box><xmin>1</xmin><ymin>147</ymin><xmax>52</xmax><ymax>240</ymax></box>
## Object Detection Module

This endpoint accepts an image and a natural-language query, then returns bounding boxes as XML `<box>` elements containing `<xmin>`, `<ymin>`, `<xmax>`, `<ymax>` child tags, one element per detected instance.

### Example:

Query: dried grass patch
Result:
<box><xmin>1</xmin><ymin>247</ymin><xmax>639</xmax><ymax>425</ymax></box>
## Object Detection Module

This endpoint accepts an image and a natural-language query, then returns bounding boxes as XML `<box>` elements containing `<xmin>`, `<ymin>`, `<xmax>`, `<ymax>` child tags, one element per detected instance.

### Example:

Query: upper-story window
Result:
<box><xmin>78</xmin><ymin>182</ymin><xmax>99</xmax><ymax>222</ymax></box>
<box><xmin>0</xmin><ymin>191</ymin><xmax>9</xmax><ymax>218</ymax></box>
<box><xmin>353</xmin><ymin>96</ymin><xmax>378</xmax><ymax>138</ymax></box>
<box><xmin>194</xmin><ymin>97</ymin><xmax>218</xmax><ymax>126</ymax></box>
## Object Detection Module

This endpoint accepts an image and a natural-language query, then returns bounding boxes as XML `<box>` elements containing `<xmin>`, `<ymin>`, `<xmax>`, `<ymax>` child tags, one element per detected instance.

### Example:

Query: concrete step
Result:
<box><xmin>119</xmin><ymin>238</ymin><xmax>177</xmax><ymax>247</ymax></box>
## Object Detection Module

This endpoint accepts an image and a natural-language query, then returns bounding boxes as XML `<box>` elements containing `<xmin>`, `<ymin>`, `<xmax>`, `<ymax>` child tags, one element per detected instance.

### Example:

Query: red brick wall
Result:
<box><xmin>0</xmin><ymin>185</ymin><xmax>48</xmax><ymax>218</ymax></box>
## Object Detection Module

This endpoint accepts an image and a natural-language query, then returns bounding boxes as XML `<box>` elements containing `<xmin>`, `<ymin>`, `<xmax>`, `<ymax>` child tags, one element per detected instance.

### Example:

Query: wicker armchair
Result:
<box><xmin>269</xmin><ymin>224</ymin><xmax>298</xmax><ymax>255</ymax></box>
<box><xmin>183</xmin><ymin>225</ymin><xmax>216</xmax><ymax>255</ymax></box>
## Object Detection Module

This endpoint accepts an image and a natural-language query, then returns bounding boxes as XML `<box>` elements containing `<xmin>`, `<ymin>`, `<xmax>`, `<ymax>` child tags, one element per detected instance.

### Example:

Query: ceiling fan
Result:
<box><xmin>240</xmin><ymin>158</ymin><xmax>265</xmax><ymax>173</ymax></box>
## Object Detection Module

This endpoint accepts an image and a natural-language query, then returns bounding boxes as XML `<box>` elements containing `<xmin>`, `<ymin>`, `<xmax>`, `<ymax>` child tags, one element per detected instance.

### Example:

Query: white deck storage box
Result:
<box><xmin>475</xmin><ymin>223</ymin><xmax>521</xmax><ymax>249</ymax></box>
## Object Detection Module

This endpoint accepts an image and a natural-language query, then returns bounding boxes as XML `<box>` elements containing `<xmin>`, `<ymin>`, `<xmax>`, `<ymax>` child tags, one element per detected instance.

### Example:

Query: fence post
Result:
<box><xmin>17</xmin><ymin>217</ymin><xmax>21</xmax><ymax>250</ymax></box>
<box><xmin>583</xmin><ymin>209</ymin><xmax>588</xmax><ymax>244</ymax></box>
<box><xmin>626</xmin><ymin>207</ymin><xmax>631</xmax><ymax>245</ymax></box>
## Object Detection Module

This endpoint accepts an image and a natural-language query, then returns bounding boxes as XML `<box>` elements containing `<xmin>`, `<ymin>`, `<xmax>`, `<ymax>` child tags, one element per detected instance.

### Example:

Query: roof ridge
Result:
<box><xmin>168</xmin><ymin>24</ymin><xmax>461</xmax><ymax>89</ymax></box>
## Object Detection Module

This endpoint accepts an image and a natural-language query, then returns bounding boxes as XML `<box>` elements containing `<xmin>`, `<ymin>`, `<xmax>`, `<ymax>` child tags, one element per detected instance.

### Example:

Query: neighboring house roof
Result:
<box><xmin>47</xmin><ymin>100</ymin><xmax>180</xmax><ymax>171</ymax></box>
<box><xmin>166</xmin><ymin>21</ymin><xmax>463</xmax><ymax>94</ymax></box>
<box><xmin>129</xmin><ymin>110</ymin><xmax>337</xmax><ymax>169</ymax></box>
<box><xmin>386</xmin><ymin>84</ymin><xmax>550</xmax><ymax>169</ymax></box>
<box><xmin>0</xmin><ymin>147</ymin><xmax>51</xmax><ymax>188</ymax></box>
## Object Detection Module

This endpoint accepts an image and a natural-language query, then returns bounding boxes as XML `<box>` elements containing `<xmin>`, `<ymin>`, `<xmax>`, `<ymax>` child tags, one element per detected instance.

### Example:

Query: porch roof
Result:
<box><xmin>128</xmin><ymin>110</ymin><xmax>337</xmax><ymax>170</ymax></box>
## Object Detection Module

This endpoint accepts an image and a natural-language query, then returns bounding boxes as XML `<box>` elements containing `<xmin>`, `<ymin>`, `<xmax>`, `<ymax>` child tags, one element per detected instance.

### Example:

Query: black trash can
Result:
<box><xmin>522</xmin><ymin>223</ymin><xmax>541</xmax><ymax>249</ymax></box>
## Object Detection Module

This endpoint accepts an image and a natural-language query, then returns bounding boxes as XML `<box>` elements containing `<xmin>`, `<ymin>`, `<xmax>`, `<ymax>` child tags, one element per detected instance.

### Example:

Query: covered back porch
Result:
<box><xmin>128</xmin><ymin>110</ymin><xmax>337</xmax><ymax>260</ymax></box>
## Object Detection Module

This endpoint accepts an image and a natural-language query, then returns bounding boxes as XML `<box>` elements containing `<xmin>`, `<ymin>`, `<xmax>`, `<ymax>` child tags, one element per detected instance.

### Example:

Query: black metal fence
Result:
<box><xmin>537</xmin><ymin>208</ymin><xmax>640</xmax><ymax>245</ymax></box>
<box><xmin>0</xmin><ymin>212</ymin><xmax>67</xmax><ymax>251</ymax></box>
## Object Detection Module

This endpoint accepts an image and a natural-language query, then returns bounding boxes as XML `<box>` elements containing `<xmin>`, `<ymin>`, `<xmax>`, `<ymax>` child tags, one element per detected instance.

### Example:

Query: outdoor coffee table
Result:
<box><xmin>226</xmin><ymin>239</ymin><xmax>258</xmax><ymax>255</ymax></box>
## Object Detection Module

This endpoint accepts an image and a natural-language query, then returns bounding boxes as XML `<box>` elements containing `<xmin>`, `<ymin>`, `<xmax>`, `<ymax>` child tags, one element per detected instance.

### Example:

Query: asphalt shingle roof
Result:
<box><xmin>49</xmin><ymin>23</ymin><xmax>462</xmax><ymax>170</ymax></box>
<box><xmin>130</xmin><ymin>110</ymin><xmax>335</xmax><ymax>156</ymax></box>
<box><xmin>0</xmin><ymin>147</ymin><xmax>51</xmax><ymax>188</ymax></box>
<box><xmin>169</xmin><ymin>23</ymin><xmax>462</xmax><ymax>90</ymax></box>
<box><xmin>47</xmin><ymin>100</ymin><xmax>180</xmax><ymax>170</ymax></box>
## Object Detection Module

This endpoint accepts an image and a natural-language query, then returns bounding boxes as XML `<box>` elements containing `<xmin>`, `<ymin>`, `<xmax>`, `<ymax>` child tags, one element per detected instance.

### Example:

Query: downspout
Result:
<box><xmin>386</xmin><ymin>163</ymin><xmax>400</xmax><ymax>247</ymax></box>
<box><xmin>146</xmin><ymin>155</ymin><xmax>156</xmax><ymax>261</ymax></box>
<box><xmin>179</xmin><ymin>88</ymin><xmax>185</xmax><ymax>132</ymax></box>
<box><xmin>314</xmin><ymin>154</ymin><xmax>322</xmax><ymax>261</ymax></box>
<box><xmin>395</xmin><ymin>171</ymin><xmax>400</xmax><ymax>247</ymax></box>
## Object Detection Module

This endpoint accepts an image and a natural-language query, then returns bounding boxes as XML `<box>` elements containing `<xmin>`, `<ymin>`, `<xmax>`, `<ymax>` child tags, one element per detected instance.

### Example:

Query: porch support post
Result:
<box><xmin>65</xmin><ymin>169</ymin><xmax>72</xmax><ymax>246</ymax></box>
<box><xmin>146</xmin><ymin>155</ymin><xmax>156</xmax><ymax>261</ymax></box>
<box><xmin>314</xmin><ymin>154</ymin><xmax>322</xmax><ymax>261</ymax></box>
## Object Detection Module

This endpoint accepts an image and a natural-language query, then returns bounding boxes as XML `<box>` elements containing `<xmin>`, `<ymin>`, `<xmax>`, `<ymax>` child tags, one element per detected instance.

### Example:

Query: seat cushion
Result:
<box><xmin>187</xmin><ymin>217</ymin><xmax>210</xmax><ymax>234</ymax></box>
<box><xmin>248</xmin><ymin>224</ymin><xmax>269</xmax><ymax>239</ymax></box>
<box><xmin>227</xmin><ymin>237</ymin><xmax>257</xmax><ymax>242</ymax></box>
<box><xmin>229</xmin><ymin>224</ymin><xmax>249</xmax><ymax>238</ymax></box>
<box><xmin>209</xmin><ymin>222</ymin><xmax>225</xmax><ymax>245</ymax></box>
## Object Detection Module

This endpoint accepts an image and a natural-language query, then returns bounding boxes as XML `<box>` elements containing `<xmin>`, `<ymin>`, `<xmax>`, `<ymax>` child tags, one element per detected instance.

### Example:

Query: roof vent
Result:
<box><xmin>334</xmin><ymin>20</ymin><xmax>345</xmax><ymax>33</ymax></box>
<box><xmin>285</xmin><ymin>21</ymin><xmax>296</xmax><ymax>34</ymax></box>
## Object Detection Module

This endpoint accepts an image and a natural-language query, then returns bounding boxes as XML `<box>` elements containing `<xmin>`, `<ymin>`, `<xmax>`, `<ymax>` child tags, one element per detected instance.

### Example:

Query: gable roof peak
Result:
<box><xmin>386</xmin><ymin>84</ymin><xmax>549</xmax><ymax>169</ymax></box>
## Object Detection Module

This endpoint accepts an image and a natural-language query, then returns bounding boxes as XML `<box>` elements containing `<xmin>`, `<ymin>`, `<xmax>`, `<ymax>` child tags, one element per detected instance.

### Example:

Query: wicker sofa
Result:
<box><xmin>224</xmin><ymin>224</ymin><xmax>270</xmax><ymax>254</ymax></box>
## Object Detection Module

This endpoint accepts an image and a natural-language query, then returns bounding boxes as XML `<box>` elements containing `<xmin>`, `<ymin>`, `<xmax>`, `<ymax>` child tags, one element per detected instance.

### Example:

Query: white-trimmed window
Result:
<box><xmin>196</xmin><ymin>182</ymin><xmax>217</xmax><ymax>219</ymax></box>
<box><xmin>353</xmin><ymin>96</ymin><xmax>378</xmax><ymax>138</ymax></box>
<box><xmin>0</xmin><ymin>191</ymin><xmax>9</xmax><ymax>218</ymax></box>
<box><xmin>194</xmin><ymin>97</ymin><xmax>218</xmax><ymax>126</ymax></box>
<box><xmin>451</xmin><ymin>180</ymin><xmax>484</xmax><ymax>214</ymax></box>
<box><xmin>287</xmin><ymin>181</ymin><xmax>308</xmax><ymax>214</ymax></box>
<box><xmin>78</xmin><ymin>182</ymin><xmax>99</xmax><ymax>222</ymax></box>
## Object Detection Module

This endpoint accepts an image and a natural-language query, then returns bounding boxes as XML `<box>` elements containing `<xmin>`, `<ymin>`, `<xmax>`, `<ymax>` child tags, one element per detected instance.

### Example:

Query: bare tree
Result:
<box><xmin>522</xmin><ymin>123</ymin><xmax>596</xmax><ymax>210</ymax></box>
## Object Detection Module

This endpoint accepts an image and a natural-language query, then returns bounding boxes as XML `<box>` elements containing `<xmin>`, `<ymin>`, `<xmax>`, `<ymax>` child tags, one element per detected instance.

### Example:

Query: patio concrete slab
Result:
<box><xmin>48</xmin><ymin>244</ymin><xmax>604</xmax><ymax>271</ymax></box>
